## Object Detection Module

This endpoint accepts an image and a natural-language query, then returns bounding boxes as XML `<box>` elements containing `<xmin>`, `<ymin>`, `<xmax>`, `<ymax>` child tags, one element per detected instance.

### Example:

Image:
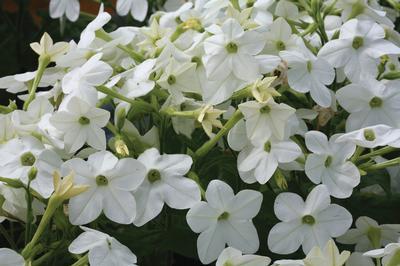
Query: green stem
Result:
<box><xmin>356</xmin><ymin>146</ymin><xmax>397</xmax><ymax>162</ymax></box>
<box><xmin>229</xmin><ymin>0</ymin><xmax>240</xmax><ymax>10</ymax></box>
<box><xmin>351</xmin><ymin>146</ymin><xmax>364</xmax><ymax>163</ymax></box>
<box><xmin>380</xmin><ymin>71</ymin><xmax>400</xmax><ymax>80</ymax></box>
<box><xmin>106</xmin><ymin>122</ymin><xmax>118</xmax><ymax>136</ymax></box>
<box><xmin>71</xmin><ymin>254</ymin><xmax>89</xmax><ymax>266</ymax></box>
<box><xmin>361</xmin><ymin>157</ymin><xmax>400</xmax><ymax>171</ymax></box>
<box><xmin>21</xmin><ymin>196</ymin><xmax>61</xmax><ymax>259</ymax></box>
<box><xmin>23</xmin><ymin>55</ymin><xmax>50</xmax><ymax>110</ymax></box>
<box><xmin>0</xmin><ymin>177</ymin><xmax>24</xmax><ymax>188</ymax></box>
<box><xmin>194</xmin><ymin>110</ymin><xmax>243</xmax><ymax>158</ymax></box>
<box><xmin>25</xmin><ymin>179</ymin><xmax>34</xmax><ymax>245</ymax></box>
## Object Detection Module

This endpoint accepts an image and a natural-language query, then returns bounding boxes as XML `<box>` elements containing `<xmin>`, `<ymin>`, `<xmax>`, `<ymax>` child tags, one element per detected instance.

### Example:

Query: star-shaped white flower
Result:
<box><xmin>203</xmin><ymin>18</ymin><xmax>264</xmax><ymax>82</ymax></box>
<box><xmin>120</xmin><ymin>59</ymin><xmax>156</xmax><ymax>98</ymax></box>
<box><xmin>267</xmin><ymin>185</ymin><xmax>352</xmax><ymax>254</ymax></box>
<box><xmin>304</xmin><ymin>131</ymin><xmax>360</xmax><ymax>198</ymax></box>
<box><xmin>133</xmin><ymin>148</ymin><xmax>201</xmax><ymax>226</ymax></box>
<box><xmin>337</xmin><ymin>216</ymin><xmax>400</xmax><ymax>251</ymax></box>
<box><xmin>116</xmin><ymin>0</ymin><xmax>148</xmax><ymax>22</ymax></box>
<box><xmin>78</xmin><ymin>5</ymin><xmax>111</xmax><ymax>48</ymax></box>
<box><xmin>336</xmin><ymin>78</ymin><xmax>400</xmax><ymax>131</ymax></box>
<box><xmin>280</xmin><ymin>50</ymin><xmax>335</xmax><ymax>108</ymax></box>
<box><xmin>62</xmin><ymin>53</ymin><xmax>113</xmax><ymax>106</ymax></box>
<box><xmin>186</xmin><ymin>180</ymin><xmax>262</xmax><ymax>264</ymax></box>
<box><xmin>336</xmin><ymin>125</ymin><xmax>400</xmax><ymax>148</ymax></box>
<box><xmin>69</xmin><ymin>226</ymin><xmax>137</xmax><ymax>266</ymax></box>
<box><xmin>50</xmin><ymin>97</ymin><xmax>110</xmax><ymax>154</ymax></box>
<box><xmin>238</xmin><ymin>138</ymin><xmax>301</xmax><ymax>184</ymax></box>
<box><xmin>0</xmin><ymin>136</ymin><xmax>62</xmax><ymax>198</ymax></box>
<box><xmin>318</xmin><ymin>19</ymin><xmax>400</xmax><ymax>81</ymax></box>
<box><xmin>238</xmin><ymin>98</ymin><xmax>296</xmax><ymax>145</ymax></box>
<box><xmin>62</xmin><ymin>150</ymin><xmax>146</xmax><ymax>225</ymax></box>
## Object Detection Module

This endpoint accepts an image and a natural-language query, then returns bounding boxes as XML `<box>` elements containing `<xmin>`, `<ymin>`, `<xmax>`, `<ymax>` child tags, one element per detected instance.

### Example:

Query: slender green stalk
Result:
<box><xmin>351</xmin><ymin>146</ymin><xmax>364</xmax><ymax>163</ymax></box>
<box><xmin>356</xmin><ymin>146</ymin><xmax>397</xmax><ymax>162</ymax></box>
<box><xmin>195</xmin><ymin>110</ymin><xmax>243</xmax><ymax>158</ymax></box>
<box><xmin>360</xmin><ymin>157</ymin><xmax>400</xmax><ymax>171</ymax></box>
<box><xmin>23</xmin><ymin>55</ymin><xmax>51</xmax><ymax>110</ymax></box>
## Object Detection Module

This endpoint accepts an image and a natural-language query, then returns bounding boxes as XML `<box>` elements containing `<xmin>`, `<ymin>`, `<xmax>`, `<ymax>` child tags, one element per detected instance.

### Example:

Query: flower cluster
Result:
<box><xmin>0</xmin><ymin>0</ymin><xmax>400</xmax><ymax>265</ymax></box>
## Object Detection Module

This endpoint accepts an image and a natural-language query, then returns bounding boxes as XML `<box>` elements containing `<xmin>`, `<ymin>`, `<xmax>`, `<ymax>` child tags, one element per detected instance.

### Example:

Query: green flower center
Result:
<box><xmin>307</xmin><ymin>61</ymin><xmax>313</xmax><ymax>72</ymax></box>
<box><xmin>363</xmin><ymin>129</ymin><xmax>376</xmax><ymax>141</ymax></box>
<box><xmin>20</xmin><ymin>152</ymin><xmax>36</xmax><ymax>166</ymax></box>
<box><xmin>352</xmin><ymin>36</ymin><xmax>364</xmax><ymax>49</ymax></box>
<box><xmin>96</xmin><ymin>175</ymin><xmax>109</xmax><ymax>186</ymax></box>
<box><xmin>246</xmin><ymin>0</ymin><xmax>255</xmax><ymax>7</ymax></box>
<box><xmin>226</xmin><ymin>42</ymin><xmax>238</xmax><ymax>53</ymax></box>
<box><xmin>260</xmin><ymin>105</ymin><xmax>271</xmax><ymax>114</ymax></box>
<box><xmin>264</xmin><ymin>141</ymin><xmax>272</xmax><ymax>153</ymax></box>
<box><xmin>167</xmin><ymin>75</ymin><xmax>176</xmax><ymax>85</ymax></box>
<box><xmin>78</xmin><ymin>116</ymin><xmax>90</xmax><ymax>125</ymax></box>
<box><xmin>147</xmin><ymin>169</ymin><xmax>161</xmax><ymax>183</ymax></box>
<box><xmin>369</xmin><ymin>96</ymin><xmax>383</xmax><ymax>108</ymax></box>
<box><xmin>218</xmin><ymin>211</ymin><xmax>230</xmax><ymax>221</ymax></box>
<box><xmin>302</xmin><ymin>215</ymin><xmax>316</xmax><ymax>225</ymax></box>
<box><xmin>324</xmin><ymin>155</ymin><xmax>333</xmax><ymax>167</ymax></box>
<box><xmin>276</xmin><ymin>40</ymin><xmax>286</xmax><ymax>51</ymax></box>
<box><xmin>191</xmin><ymin>56</ymin><xmax>202</xmax><ymax>66</ymax></box>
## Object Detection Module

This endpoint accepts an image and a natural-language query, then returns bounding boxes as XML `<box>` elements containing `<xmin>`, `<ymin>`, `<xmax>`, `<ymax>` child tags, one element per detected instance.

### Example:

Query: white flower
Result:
<box><xmin>186</xmin><ymin>180</ymin><xmax>262</xmax><ymax>264</ymax></box>
<box><xmin>267</xmin><ymin>185</ymin><xmax>352</xmax><ymax>254</ymax></box>
<box><xmin>280</xmin><ymin>50</ymin><xmax>335</xmax><ymax>108</ymax></box>
<box><xmin>120</xmin><ymin>59</ymin><xmax>156</xmax><ymax>98</ymax></box>
<box><xmin>304</xmin><ymin>131</ymin><xmax>360</xmax><ymax>198</ymax></box>
<box><xmin>263</xmin><ymin>17</ymin><xmax>305</xmax><ymax>55</ymax></box>
<box><xmin>336</xmin><ymin>79</ymin><xmax>400</xmax><ymax>131</ymax></box>
<box><xmin>133</xmin><ymin>148</ymin><xmax>201</xmax><ymax>226</ymax></box>
<box><xmin>69</xmin><ymin>226</ymin><xmax>137</xmax><ymax>266</ymax></box>
<box><xmin>216</xmin><ymin>247</ymin><xmax>271</xmax><ymax>266</ymax></box>
<box><xmin>49</xmin><ymin>0</ymin><xmax>80</xmax><ymax>22</ymax></box>
<box><xmin>364</xmin><ymin>241</ymin><xmax>400</xmax><ymax>266</ymax></box>
<box><xmin>62</xmin><ymin>151</ymin><xmax>146</xmax><ymax>225</ymax></box>
<box><xmin>79</xmin><ymin>5</ymin><xmax>112</xmax><ymax>48</ymax></box>
<box><xmin>237</xmin><ymin>139</ymin><xmax>301</xmax><ymax>184</ymax></box>
<box><xmin>346</xmin><ymin>252</ymin><xmax>375</xmax><ymax>266</ymax></box>
<box><xmin>318</xmin><ymin>19</ymin><xmax>400</xmax><ymax>81</ymax></box>
<box><xmin>337</xmin><ymin>216</ymin><xmax>400</xmax><ymax>251</ymax></box>
<box><xmin>30</xmin><ymin>32</ymin><xmax>69</xmax><ymax>61</ymax></box>
<box><xmin>50</xmin><ymin>97</ymin><xmax>110</xmax><ymax>154</ymax></box>
<box><xmin>203</xmin><ymin>18</ymin><xmax>264</xmax><ymax>82</ymax></box>
<box><xmin>336</xmin><ymin>125</ymin><xmax>400</xmax><ymax>148</ymax></box>
<box><xmin>0</xmin><ymin>136</ymin><xmax>62</xmax><ymax>198</ymax></box>
<box><xmin>302</xmin><ymin>239</ymin><xmax>350</xmax><ymax>266</ymax></box>
<box><xmin>62</xmin><ymin>53</ymin><xmax>113</xmax><ymax>105</ymax></box>
<box><xmin>116</xmin><ymin>0</ymin><xmax>148</xmax><ymax>22</ymax></box>
<box><xmin>0</xmin><ymin>248</ymin><xmax>24</xmax><ymax>266</ymax></box>
<box><xmin>238</xmin><ymin>99</ymin><xmax>295</xmax><ymax>145</ymax></box>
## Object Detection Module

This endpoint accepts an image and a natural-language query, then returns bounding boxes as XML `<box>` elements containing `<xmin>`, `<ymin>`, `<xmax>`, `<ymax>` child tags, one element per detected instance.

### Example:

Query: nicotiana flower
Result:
<box><xmin>116</xmin><ymin>0</ymin><xmax>148</xmax><ymax>22</ymax></box>
<box><xmin>336</xmin><ymin>125</ymin><xmax>400</xmax><ymax>148</ymax></box>
<box><xmin>346</xmin><ymin>252</ymin><xmax>375</xmax><ymax>266</ymax></box>
<box><xmin>302</xmin><ymin>239</ymin><xmax>350</xmax><ymax>266</ymax></box>
<box><xmin>203</xmin><ymin>18</ymin><xmax>264</xmax><ymax>82</ymax></box>
<box><xmin>0</xmin><ymin>136</ymin><xmax>62</xmax><ymax>198</ymax></box>
<box><xmin>304</xmin><ymin>131</ymin><xmax>360</xmax><ymax>198</ymax></box>
<box><xmin>0</xmin><ymin>248</ymin><xmax>24</xmax><ymax>266</ymax></box>
<box><xmin>216</xmin><ymin>247</ymin><xmax>271</xmax><ymax>266</ymax></box>
<box><xmin>69</xmin><ymin>226</ymin><xmax>137</xmax><ymax>266</ymax></box>
<box><xmin>337</xmin><ymin>216</ymin><xmax>400</xmax><ymax>251</ymax></box>
<box><xmin>133</xmin><ymin>148</ymin><xmax>201</xmax><ymax>226</ymax></box>
<box><xmin>318</xmin><ymin>19</ymin><xmax>400</xmax><ymax>81</ymax></box>
<box><xmin>62</xmin><ymin>53</ymin><xmax>113</xmax><ymax>105</ymax></box>
<box><xmin>186</xmin><ymin>180</ymin><xmax>262</xmax><ymax>264</ymax></box>
<box><xmin>49</xmin><ymin>0</ymin><xmax>80</xmax><ymax>22</ymax></box>
<box><xmin>120</xmin><ymin>59</ymin><xmax>156</xmax><ymax>98</ymax></box>
<box><xmin>280</xmin><ymin>50</ymin><xmax>335</xmax><ymax>108</ymax></box>
<box><xmin>267</xmin><ymin>185</ymin><xmax>352</xmax><ymax>254</ymax></box>
<box><xmin>78</xmin><ymin>5</ymin><xmax>112</xmax><ymax>48</ymax></box>
<box><xmin>237</xmin><ymin>138</ymin><xmax>301</xmax><ymax>184</ymax></box>
<box><xmin>30</xmin><ymin>32</ymin><xmax>69</xmax><ymax>62</ymax></box>
<box><xmin>336</xmin><ymin>79</ymin><xmax>400</xmax><ymax>131</ymax></box>
<box><xmin>50</xmin><ymin>97</ymin><xmax>110</xmax><ymax>154</ymax></box>
<box><xmin>238</xmin><ymin>98</ymin><xmax>295</xmax><ymax>145</ymax></box>
<box><xmin>62</xmin><ymin>150</ymin><xmax>146</xmax><ymax>225</ymax></box>
<box><xmin>364</xmin><ymin>240</ymin><xmax>400</xmax><ymax>266</ymax></box>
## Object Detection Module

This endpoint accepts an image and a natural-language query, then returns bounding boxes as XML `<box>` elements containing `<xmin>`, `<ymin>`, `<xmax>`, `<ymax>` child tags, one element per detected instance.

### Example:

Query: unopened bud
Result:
<box><xmin>115</xmin><ymin>138</ymin><xmax>130</xmax><ymax>157</ymax></box>
<box><xmin>28</xmin><ymin>167</ymin><xmax>38</xmax><ymax>181</ymax></box>
<box><xmin>116</xmin><ymin>108</ymin><xmax>126</xmax><ymax>131</ymax></box>
<box><xmin>274</xmin><ymin>170</ymin><xmax>288</xmax><ymax>190</ymax></box>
